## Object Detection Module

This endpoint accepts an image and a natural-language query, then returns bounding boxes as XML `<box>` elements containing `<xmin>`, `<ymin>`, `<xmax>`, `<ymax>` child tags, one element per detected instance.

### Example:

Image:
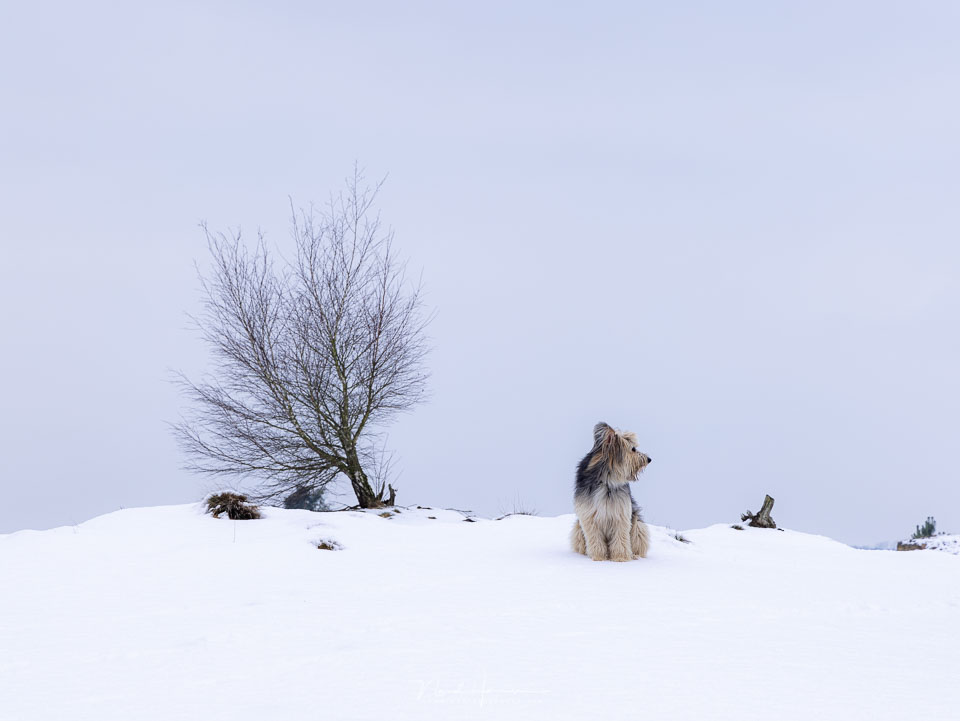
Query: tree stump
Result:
<box><xmin>384</xmin><ymin>484</ymin><xmax>397</xmax><ymax>507</ymax></box>
<box><xmin>741</xmin><ymin>494</ymin><xmax>777</xmax><ymax>529</ymax></box>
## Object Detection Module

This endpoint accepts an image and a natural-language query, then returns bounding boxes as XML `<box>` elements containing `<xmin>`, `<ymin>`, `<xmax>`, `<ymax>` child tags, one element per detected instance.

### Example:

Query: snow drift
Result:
<box><xmin>1</xmin><ymin>505</ymin><xmax>958</xmax><ymax>720</ymax></box>
<box><xmin>898</xmin><ymin>533</ymin><xmax>960</xmax><ymax>555</ymax></box>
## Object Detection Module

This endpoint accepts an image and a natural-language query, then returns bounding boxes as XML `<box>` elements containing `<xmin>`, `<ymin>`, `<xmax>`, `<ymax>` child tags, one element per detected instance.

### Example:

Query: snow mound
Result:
<box><xmin>2</xmin><ymin>505</ymin><xmax>958</xmax><ymax>721</ymax></box>
<box><xmin>899</xmin><ymin>533</ymin><xmax>960</xmax><ymax>555</ymax></box>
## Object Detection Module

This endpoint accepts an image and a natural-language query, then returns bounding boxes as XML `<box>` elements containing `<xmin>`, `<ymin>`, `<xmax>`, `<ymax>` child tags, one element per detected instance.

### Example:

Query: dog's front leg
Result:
<box><xmin>570</xmin><ymin>521</ymin><xmax>588</xmax><ymax>555</ymax></box>
<box><xmin>608</xmin><ymin>521</ymin><xmax>632</xmax><ymax>562</ymax></box>
<box><xmin>579</xmin><ymin>516</ymin><xmax>609</xmax><ymax>561</ymax></box>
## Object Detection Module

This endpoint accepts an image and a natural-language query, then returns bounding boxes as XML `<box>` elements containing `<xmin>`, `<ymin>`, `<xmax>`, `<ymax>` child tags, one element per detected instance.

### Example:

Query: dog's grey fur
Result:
<box><xmin>570</xmin><ymin>422</ymin><xmax>651</xmax><ymax>561</ymax></box>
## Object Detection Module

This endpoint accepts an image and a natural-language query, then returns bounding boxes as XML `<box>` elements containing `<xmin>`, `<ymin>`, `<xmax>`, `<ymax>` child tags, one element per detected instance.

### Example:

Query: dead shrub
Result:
<box><xmin>205</xmin><ymin>492</ymin><xmax>261</xmax><ymax>520</ymax></box>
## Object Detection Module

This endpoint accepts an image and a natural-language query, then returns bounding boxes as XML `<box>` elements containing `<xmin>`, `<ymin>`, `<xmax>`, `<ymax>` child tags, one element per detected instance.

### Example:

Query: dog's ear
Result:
<box><xmin>593</xmin><ymin>422</ymin><xmax>614</xmax><ymax>446</ymax></box>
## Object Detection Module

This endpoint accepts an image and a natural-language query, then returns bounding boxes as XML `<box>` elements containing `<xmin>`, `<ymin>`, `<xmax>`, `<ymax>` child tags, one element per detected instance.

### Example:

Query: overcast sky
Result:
<box><xmin>2</xmin><ymin>1</ymin><xmax>958</xmax><ymax>544</ymax></box>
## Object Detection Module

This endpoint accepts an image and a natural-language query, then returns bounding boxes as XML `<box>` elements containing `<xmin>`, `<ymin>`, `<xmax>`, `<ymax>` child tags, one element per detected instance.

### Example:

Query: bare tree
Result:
<box><xmin>173</xmin><ymin>171</ymin><xmax>430</xmax><ymax>508</ymax></box>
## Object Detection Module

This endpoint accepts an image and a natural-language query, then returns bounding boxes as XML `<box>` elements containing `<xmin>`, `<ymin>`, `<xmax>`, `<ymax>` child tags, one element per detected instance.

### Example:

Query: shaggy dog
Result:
<box><xmin>571</xmin><ymin>422</ymin><xmax>651</xmax><ymax>561</ymax></box>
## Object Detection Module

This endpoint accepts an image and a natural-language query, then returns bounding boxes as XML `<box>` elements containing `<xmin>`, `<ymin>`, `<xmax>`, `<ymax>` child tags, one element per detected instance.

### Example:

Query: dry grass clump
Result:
<box><xmin>496</xmin><ymin>497</ymin><xmax>539</xmax><ymax>520</ymax></box>
<box><xmin>205</xmin><ymin>492</ymin><xmax>261</xmax><ymax>520</ymax></box>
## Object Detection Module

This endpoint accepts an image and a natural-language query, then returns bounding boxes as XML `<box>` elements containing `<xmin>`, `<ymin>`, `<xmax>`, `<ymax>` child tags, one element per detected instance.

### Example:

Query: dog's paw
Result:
<box><xmin>609</xmin><ymin>554</ymin><xmax>632</xmax><ymax>562</ymax></box>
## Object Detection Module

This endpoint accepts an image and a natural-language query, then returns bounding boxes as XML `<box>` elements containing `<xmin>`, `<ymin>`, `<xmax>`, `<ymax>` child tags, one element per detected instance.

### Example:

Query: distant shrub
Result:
<box><xmin>731</xmin><ymin>525</ymin><xmax>744</xmax><ymax>531</ymax></box>
<box><xmin>205</xmin><ymin>492</ymin><xmax>261</xmax><ymax>520</ymax></box>
<box><xmin>283</xmin><ymin>486</ymin><xmax>330</xmax><ymax>512</ymax></box>
<box><xmin>674</xmin><ymin>533</ymin><xmax>691</xmax><ymax>544</ymax></box>
<box><xmin>912</xmin><ymin>516</ymin><xmax>937</xmax><ymax>539</ymax></box>
<box><xmin>316</xmin><ymin>539</ymin><xmax>341</xmax><ymax>551</ymax></box>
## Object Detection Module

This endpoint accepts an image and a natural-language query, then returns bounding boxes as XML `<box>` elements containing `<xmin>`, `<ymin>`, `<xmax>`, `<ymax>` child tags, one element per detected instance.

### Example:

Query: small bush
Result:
<box><xmin>205</xmin><ymin>492</ymin><xmax>261</xmax><ymax>520</ymax></box>
<box><xmin>674</xmin><ymin>533</ymin><xmax>691</xmax><ymax>543</ymax></box>
<box><xmin>731</xmin><ymin>525</ymin><xmax>744</xmax><ymax>531</ymax></box>
<box><xmin>912</xmin><ymin>516</ymin><xmax>937</xmax><ymax>539</ymax></box>
<box><xmin>316</xmin><ymin>539</ymin><xmax>342</xmax><ymax>551</ymax></box>
<box><xmin>283</xmin><ymin>486</ymin><xmax>329</xmax><ymax>512</ymax></box>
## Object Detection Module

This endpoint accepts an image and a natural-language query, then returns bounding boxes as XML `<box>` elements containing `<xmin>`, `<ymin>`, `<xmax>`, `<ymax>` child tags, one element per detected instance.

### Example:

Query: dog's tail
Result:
<box><xmin>631</xmin><ymin>516</ymin><xmax>650</xmax><ymax>559</ymax></box>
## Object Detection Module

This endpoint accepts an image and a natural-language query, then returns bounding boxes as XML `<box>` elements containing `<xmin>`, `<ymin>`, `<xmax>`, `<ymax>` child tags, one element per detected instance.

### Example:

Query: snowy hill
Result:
<box><xmin>2</xmin><ymin>505</ymin><xmax>958</xmax><ymax>721</ymax></box>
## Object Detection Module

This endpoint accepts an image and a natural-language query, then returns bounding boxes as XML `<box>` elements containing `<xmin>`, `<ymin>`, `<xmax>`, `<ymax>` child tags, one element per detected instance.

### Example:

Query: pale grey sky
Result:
<box><xmin>1</xmin><ymin>1</ymin><xmax>958</xmax><ymax>544</ymax></box>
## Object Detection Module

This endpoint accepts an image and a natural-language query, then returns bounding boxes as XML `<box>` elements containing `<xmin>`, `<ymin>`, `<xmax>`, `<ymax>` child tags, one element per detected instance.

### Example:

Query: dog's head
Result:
<box><xmin>590</xmin><ymin>421</ymin><xmax>651</xmax><ymax>482</ymax></box>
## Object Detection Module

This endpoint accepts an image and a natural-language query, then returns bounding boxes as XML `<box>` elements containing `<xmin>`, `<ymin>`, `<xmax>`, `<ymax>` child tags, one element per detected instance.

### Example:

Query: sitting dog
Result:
<box><xmin>571</xmin><ymin>422</ymin><xmax>651</xmax><ymax>561</ymax></box>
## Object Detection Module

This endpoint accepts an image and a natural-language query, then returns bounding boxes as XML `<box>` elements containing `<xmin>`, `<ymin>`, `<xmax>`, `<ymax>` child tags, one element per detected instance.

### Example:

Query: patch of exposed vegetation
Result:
<box><xmin>496</xmin><ymin>498</ymin><xmax>539</xmax><ymax>520</ymax></box>
<box><xmin>205</xmin><ymin>492</ymin><xmax>261</xmax><ymax>520</ymax></box>
<box><xmin>897</xmin><ymin>541</ymin><xmax>926</xmax><ymax>552</ymax></box>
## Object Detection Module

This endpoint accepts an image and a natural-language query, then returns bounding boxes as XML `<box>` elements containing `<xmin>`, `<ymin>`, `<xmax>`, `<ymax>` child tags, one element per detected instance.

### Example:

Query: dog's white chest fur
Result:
<box><xmin>590</xmin><ymin>484</ymin><xmax>632</xmax><ymax>527</ymax></box>
<box><xmin>574</xmin><ymin>483</ymin><xmax>632</xmax><ymax>539</ymax></box>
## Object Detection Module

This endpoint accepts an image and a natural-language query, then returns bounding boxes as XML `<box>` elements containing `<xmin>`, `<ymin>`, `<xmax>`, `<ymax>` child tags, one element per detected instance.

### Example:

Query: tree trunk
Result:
<box><xmin>741</xmin><ymin>494</ymin><xmax>777</xmax><ymax>529</ymax></box>
<box><xmin>344</xmin><ymin>446</ymin><xmax>380</xmax><ymax>508</ymax></box>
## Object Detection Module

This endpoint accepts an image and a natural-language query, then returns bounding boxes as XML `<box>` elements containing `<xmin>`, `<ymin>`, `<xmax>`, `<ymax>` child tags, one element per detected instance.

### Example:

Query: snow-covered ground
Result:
<box><xmin>2</xmin><ymin>505</ymin><xmax>958</xmax><ymax>721</ymax></box>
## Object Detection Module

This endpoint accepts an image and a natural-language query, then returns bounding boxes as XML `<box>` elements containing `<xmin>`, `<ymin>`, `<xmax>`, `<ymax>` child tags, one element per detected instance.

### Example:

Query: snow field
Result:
<box><xmin>1</xmin><ymin>505</ymin><xmax>958</xmax><ymax>720</ymax></box>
